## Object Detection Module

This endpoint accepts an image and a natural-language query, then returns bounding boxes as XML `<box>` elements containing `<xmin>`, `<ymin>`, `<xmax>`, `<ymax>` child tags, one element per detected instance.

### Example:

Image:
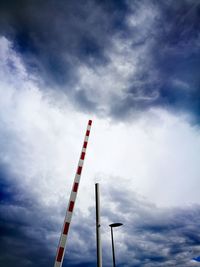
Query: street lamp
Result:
<box><xmin>109</xmin><ymin>223</ymin><xmax>123</xmax><ymax>267</ymax></box>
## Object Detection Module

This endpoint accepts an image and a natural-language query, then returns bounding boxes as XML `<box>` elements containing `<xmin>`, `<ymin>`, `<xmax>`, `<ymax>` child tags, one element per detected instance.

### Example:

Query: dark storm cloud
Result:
<box><xmin>150</xmin><ymin>0</ymin><xmax>200</xmax><ymax>121</ymax></box>
<box><xmin>0</xmin><ymin>168</ymin><xmax>14</xmax><ymax>203</ymax></box>
<box><xmin>0</xmin><ymin>219</ymin><xmax>53</xmax><ymax>267</ymax></box>
<box><xmin>101</xmin><ymin>185</ymin><xmax>200</xmax><ymax>266</ymax></box>
<box><xmin>0</xmin><ymin>166</ymin><xmax>55</xmax><ymax>267</ymax></box>
<box><xmin>109</xmin><ymin>0</ymin><xmax>200</xmax><ymax>122</ymax></box>
<box><xmin>1</xmin><ymin>171</ymin><xmax>200</xmax><ymax>266</ymax></box>
<box><xmin>0</xmin><ymin>0</ymin><xmax>199</xmax><ymax>122</ymax></box>
<box><xmin>0</xmin><ymin>0</ymin><xmax>128</xmax><ymax>85</ymax></box>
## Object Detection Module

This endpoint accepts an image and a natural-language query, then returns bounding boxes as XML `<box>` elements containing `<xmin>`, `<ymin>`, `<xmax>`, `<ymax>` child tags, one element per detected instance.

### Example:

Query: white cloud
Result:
<box><xmin>85</xmin><ymin>110</ymin><xmax>200</xmax><ymax>208</ymax></box>
<box><xmin>75</xmin><ymin>35</ymin><xmax>138</xmax><ymax>111</ymax></box>
<box><xmin>127</xmin><ymin>0</ymin><xmax>159</xmax><ymax>34</ymax></box>
<box><xmin>1</xmin><ymin>35</ymin><xmax>200</xmax><ymax>217</ymax></box>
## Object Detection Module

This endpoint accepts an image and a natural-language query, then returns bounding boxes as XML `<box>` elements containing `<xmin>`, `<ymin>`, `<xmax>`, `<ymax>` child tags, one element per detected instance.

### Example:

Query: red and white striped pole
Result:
<box><xmin>54</xmin><ymin>120</ymin><xmax>92</xmax><ymax>267</ymax></box>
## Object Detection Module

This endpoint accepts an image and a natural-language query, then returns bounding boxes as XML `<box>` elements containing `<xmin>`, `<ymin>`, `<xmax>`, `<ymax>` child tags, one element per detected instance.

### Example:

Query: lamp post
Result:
<box><xmin>109</xmin><ymin>223</ymin><xmax>123</xmax><ymax>267</ymax></box>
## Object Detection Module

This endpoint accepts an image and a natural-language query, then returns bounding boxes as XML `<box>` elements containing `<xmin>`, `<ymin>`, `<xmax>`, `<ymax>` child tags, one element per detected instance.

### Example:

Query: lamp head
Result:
<box><xmin>109</xmin><ymin>223</ymin><xmax>123</xmax><ymax>228</ymax></box>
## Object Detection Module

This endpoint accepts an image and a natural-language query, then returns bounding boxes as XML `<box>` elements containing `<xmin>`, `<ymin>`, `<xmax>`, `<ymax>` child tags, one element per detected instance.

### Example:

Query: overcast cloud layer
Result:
<box><xmin>0</xmin><ymin>0</ymin><xmax>200</xmax><ymax>121</ymax></box>
<box><xmin>1</xmin><ymin>1</ymin><xmax>200</xmax><ymax>267</ymax></box>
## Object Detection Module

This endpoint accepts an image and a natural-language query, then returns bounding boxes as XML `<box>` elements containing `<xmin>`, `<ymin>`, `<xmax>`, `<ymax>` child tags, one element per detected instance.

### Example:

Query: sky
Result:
<box><xmin>0</xmin><ymin>0</ymin><xmax>200</xmax><ymax>266</ymax></box>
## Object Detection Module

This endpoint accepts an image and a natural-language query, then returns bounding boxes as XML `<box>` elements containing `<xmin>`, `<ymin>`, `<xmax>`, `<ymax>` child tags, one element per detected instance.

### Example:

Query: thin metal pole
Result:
<box><xmin>95</xmin><ymin>183</ymin><xmax>102</xmax><ymax>267</ymax></box>
<box><xmin>110</xmin><ymin>227</ymin><xmax>116</xmax><ymax>267</ymax></box>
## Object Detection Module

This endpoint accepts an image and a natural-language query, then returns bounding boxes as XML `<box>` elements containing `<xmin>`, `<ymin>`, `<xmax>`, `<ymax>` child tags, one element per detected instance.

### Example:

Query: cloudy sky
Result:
<box><xmin>0</xmin><ymin>0</ymin><xmax>200</xmax><ymax>266</ymax></box>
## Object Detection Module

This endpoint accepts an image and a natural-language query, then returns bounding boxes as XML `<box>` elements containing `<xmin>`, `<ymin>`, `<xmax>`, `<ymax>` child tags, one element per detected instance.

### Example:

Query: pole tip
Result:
<box><xmin>88</xmin><ymin>120</ymin><xmax>92</xmax><ymax>125</ymax></box>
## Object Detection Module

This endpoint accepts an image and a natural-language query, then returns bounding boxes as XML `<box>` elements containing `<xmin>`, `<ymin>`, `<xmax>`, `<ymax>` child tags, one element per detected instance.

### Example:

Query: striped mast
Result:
<box><xmin>54</xmin><ymin>120</ymin><xmax>92</xmax><ymax>267</ymax></box>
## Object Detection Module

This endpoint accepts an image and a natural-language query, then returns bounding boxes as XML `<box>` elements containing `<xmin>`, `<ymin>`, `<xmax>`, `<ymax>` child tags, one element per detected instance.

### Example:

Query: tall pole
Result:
<box><xmin>110</xmin><ymin>227</ymin><xmax>116</xmax><ymax>267</ymax></box>
<box><xmin>54</xmin><ymin>120</ymin><xmax>92</xmax><ymax>267</ymax></box>
<box><xmin>95</xmin><ymin>183</ymin><xmax>102</xmax><ymax>267</ymax></box>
